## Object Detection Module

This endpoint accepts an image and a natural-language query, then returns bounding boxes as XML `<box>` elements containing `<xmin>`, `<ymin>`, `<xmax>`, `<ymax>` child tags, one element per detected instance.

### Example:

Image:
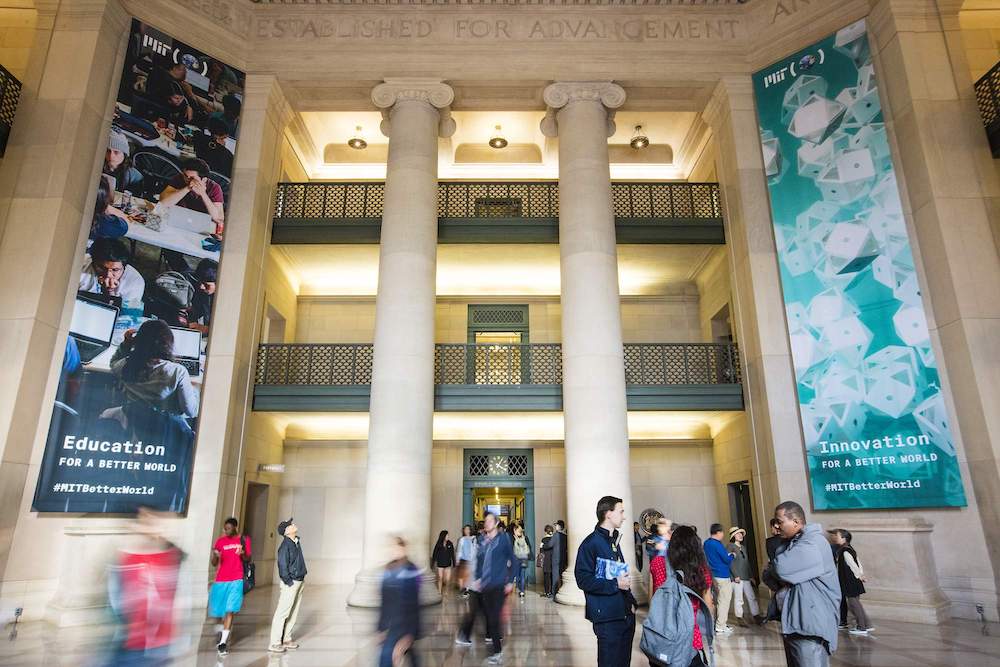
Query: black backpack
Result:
<box><xmin>240</xmin><ymin>535</ymin><xmax>256</xmax><ymax>593</ymax></box>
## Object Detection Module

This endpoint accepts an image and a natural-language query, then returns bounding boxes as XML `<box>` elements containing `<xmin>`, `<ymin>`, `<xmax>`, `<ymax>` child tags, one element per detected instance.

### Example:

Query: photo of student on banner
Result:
<box><xmin>32</xmin><ymin>18</ymin><xmax>245</xmax><ymax>515</ymax></box>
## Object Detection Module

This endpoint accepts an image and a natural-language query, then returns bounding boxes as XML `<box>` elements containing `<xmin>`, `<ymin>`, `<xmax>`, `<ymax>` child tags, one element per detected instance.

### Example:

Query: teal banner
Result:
<box><xmin>751</xmin><ymin>19</ymin><xmax>966</xmax><ymax>509</ymax></box>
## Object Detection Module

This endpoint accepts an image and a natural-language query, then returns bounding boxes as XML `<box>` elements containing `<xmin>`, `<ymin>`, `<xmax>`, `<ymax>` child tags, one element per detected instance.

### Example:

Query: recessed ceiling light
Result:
<box><xmin>630</xmin><ymin>124</ymin><xmax>650</xmax><ymax>150</ymax></box>
<box><xmin>347</xmin><ymin>125</ymin><xmax>367</xmax><ymax>150</ymax></box>
<box><xmin>489</xmin><ymin>124</ymin><xmax>508</xmax><ymax>149</ymax></box>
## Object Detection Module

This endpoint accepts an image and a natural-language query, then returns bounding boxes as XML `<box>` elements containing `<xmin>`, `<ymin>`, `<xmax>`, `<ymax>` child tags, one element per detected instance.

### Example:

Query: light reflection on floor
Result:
<box><xmin>2</xmin><ymin>585</ymin><xmax>999</xmax><ymax>666</ymax></box>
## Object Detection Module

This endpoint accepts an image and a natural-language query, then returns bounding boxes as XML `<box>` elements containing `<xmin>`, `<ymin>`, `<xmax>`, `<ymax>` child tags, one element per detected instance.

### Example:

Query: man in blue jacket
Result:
<box><xmin>575</xmin><ymin>495</ymin><xmax>636</xmax><ymax>667</ymax></box>
<box><xmin>704</xmin><ymin>523</ymin><xmax>735</xmax><ymax>634</ymax></box>
<box><xmin>456</xmin><ymin>512</ymin><xmax>513</xmax><ymax>664</ymax></box>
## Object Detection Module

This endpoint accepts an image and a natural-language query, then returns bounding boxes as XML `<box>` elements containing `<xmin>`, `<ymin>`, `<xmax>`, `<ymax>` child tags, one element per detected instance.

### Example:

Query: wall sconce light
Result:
<box><xmin>488</xmin><ymin>124</ymin><xmax>508</xmax><ymax>149</ymax></box>
<box><xmin>629</xmin><ymin>125</ymin><xmax>650</xmax><ymax>150</ymax></box>
<box><xmin>257</xmin><ymin>463</ymin><xmax>286</xmax><ymax>473</ymax></box>
<box><xmin>347</xmin><ymin>125</ymin><xmax>367</xmax><ymax>150</ymax></box>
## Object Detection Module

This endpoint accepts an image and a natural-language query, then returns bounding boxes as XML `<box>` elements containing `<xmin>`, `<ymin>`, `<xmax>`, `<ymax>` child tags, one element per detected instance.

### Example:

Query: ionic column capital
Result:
<box><xmin>372</xmin><ymin>78</ymin><xmax>456</xmax><ymax>138</ymax></box>
<box><xmin>540</xmin><ymin>81</ymin><xmax>626</xmax><ymax>138</ymax></box>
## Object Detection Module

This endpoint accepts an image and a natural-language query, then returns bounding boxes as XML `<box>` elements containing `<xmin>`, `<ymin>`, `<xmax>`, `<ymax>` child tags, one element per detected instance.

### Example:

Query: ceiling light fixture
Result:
<box><xmin>347</xmin><ymin>125</ymin><xmax>367</xmax><ymax>150</ymax></box>
<box><xmin>488</xmin><ymin>124</ymin><xmax>508</xmax><ymax>149</ymax></box>
<box><xmin>629</xmin><ymin>124</ymin><xmax>650</xmax><ymax>150</ymax></box>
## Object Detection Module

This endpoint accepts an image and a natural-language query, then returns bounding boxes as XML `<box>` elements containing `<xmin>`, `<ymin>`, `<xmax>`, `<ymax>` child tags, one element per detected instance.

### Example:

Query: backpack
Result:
<box><xmin>514</xmin><ymin>536</ymin><xmax>530</xmax><ymax>560</ymax></box>
<box><xmin>153</xmin><ymin>271</ymin><xmax>195</xmax><ymax>310</ymax></box>
<box><xmin>640</xmin><ymin>570</ymin><xmax>715</xmax><ymax>666</ymax></box>
<box><xmin>240</xmin><ymin>535</ymin><xmax>255</xmax><ymax>594</ymax></box>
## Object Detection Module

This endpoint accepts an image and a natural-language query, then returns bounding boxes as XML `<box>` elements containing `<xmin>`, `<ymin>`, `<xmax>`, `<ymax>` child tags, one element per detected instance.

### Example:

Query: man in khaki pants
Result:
<box><xmin>269</xmin><ymin>518</ymin><xmax>307</xmax><ymax>653</ymax></box>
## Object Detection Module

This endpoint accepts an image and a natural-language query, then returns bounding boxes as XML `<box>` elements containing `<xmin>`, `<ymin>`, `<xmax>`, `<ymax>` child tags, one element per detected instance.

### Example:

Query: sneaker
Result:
<box><xmin>838</xmin><ymin>624</ymin><xmax>849</xmax><ymax>630</ymax></box>
<box><xmin>849</xmin><ymin>628</ymin><xmax>870</xmax><ymax>636</ymax></box>
<box><xmin>268</xmin><ymin>644</ymin><xmax>287</xmax><ymax>653</ymax></box>
<box><xmin>282</xmin><ymin>641</ymin><xmax>300</xmax><ymax>650</ymax></box>
<box><xmin>217</xmin><ymin>643</ymin><xmax>228</xmax><ymax>656</ymax></box>
<box><xmin>715</xmin><ymin>626</ymin><xmax>733</xmax><ymax>634</ymax></box>
<box><xmin>485</xmin><ymin>653</ymin><xmax>504</xmax><ymax>665</ymax></box>
<box><xmin>519</xmin><ymin>591</ymin><xmax>525</xmax><ymax>598</ymax></box>
<box><xmin>455</xmin><ymin>634</ymin><xmax>473</xmax><ymax>646</ymax></box>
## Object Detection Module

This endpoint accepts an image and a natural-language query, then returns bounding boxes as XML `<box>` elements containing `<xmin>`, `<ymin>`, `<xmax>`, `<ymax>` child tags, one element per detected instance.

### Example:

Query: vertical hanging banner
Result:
<box><xmin>751</xmin><ymin>19</ymin><xmax>966</xmax><ymax>509</ymax></box>
<box><xmin>32</xmin><ymin>20</ymin><xmax>245</xmax><ymax>513</ymax></box>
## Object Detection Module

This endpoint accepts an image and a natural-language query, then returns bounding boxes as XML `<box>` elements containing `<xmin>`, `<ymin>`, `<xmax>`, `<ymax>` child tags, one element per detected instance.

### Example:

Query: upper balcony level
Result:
<box><xmin>271</xmin><ymin>181</ymin><xmax>725</xmax><ymax>245</ymax></box>
<box><xmin>252</xmin><ymin>341</ymin><xmax>743</xmax><ymax>412</ymax></box>
<box><xmin>975</xmin><ymin>60</ymin><xmax>1000</xmax><ymax>158</ymax></box>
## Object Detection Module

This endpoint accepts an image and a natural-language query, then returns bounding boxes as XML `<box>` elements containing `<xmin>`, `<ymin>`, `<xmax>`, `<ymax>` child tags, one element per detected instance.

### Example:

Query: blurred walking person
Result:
<box><xmin>457</xmin><ymin>524</ymin><xmax>477</xmax><ymax>598</ymax></box>
<box><xmin>455</xmin><ymin>511</ymin><xmax>514</xmax><ymax>664</ymax></box>
<box><xmin>105</xmin><ymin>508</ymin><xmax>183</xmax><ymax>667</ymax></box>
<box><xmin>704</xmin><ymin>523</ymin><xmax>735</xmax><ymax>634</ymax></box>
<box><xmin>378</xmin><ymin>537</ymin><xmax>422</xmax><ymax>667</ymax></box>
<box><xmin>269</xmin><ymin>518</ymin><xmax>307</xmax><ymax>653</ymax></box>
<box><xmin>209</xmin><ymin>517</ymin><xmax>251</xmax><ymax>656</ymax></box>
<box><xmin>512</xmin><ymin>524</ymin><xmax>533</xmax><ymax>599</ymax></box>
<box><xmin>829</xmin><ymin>529</ymin><xmax>873</xmax><ymax>636</ymax></box>
<box><xmin>432</xmin><ymin>530</ymin><xmax>456</xmax><ymax>595</ymax></box>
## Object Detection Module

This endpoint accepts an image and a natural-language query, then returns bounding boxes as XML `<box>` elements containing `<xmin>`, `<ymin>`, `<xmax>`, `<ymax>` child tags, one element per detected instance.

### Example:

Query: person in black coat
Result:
<box><xmin>540</xmin><ymin>525</ymin><xmax>555</xmax><ymax>597</ymax></box>
<box><xmin>575</xmin><ymin>496</ymin><xmax>636</xmax><ymax>667</ymax></box>
<box><xmin>378</xmin><ymin>537</ymin><xmax>422</xmax><ymax>667</ymax></box>
<box><xmin>550</xmin><ymin>519</ymin><xmax>567</xmax><ymax>599</ymax></box>
<box><xmin>829</xmin><ymin>529</ymin><xmax>872</xmax><ymax>635</ymax></box>
<box><xmin>431</xmin><ymin>530</ymin><xmax>456</xmax><ymax>595</ymax></box>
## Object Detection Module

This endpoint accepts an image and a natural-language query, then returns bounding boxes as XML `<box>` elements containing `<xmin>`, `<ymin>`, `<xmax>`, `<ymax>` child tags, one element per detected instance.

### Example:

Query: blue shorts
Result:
<box><xmin>209</xmin><ymin>580</ymin><xmax>244</xmax><ymax>617</ymax></box>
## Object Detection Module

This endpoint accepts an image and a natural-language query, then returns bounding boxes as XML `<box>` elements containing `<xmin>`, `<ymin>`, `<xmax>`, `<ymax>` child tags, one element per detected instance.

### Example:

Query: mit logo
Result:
<box><xmin>142</xmin><ymin>34</ymin><xmax>170</xmax><ymax>57</ymax></box>
<box><xmin>763</xmin><ymin>66</ymin><xmax>789</xmax><ymax>89</ymax></box>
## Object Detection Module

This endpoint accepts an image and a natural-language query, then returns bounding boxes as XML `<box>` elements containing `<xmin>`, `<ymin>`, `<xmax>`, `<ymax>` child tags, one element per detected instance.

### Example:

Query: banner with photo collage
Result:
<box><xmin>32</xmin><ymin>19</ymin><xmax>245</xmax><ymax>513</ymax></box>
<box><xmin>751</xmin><ymin>19</ymin><xmax>967</xmax><ymax>510</ymax></box>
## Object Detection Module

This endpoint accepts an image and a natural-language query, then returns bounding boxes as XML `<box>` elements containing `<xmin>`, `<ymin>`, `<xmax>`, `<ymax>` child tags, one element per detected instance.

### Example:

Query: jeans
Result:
<box><xmin>516</xmin><ymin>560</ymin><xmax>529</xmax><ymax>593</ymax></box>
<box><xmin>593</xmin><ymin>615</ymin><xmax>635</xmax><ymax>667</ymax></box>
<box><xmin>782</xmin><ymin>634</ymin><xmax>830</xmax><ymax>667</ymax></box>
<box><xmin>459</xmin><ymin>587</ymin><xmax>505</xmax><ymax>655</ymax></box>
<box><xmin>379</xmin><ymin>633</ymin><xmax>419</xmax><ymax>667</ymax></box>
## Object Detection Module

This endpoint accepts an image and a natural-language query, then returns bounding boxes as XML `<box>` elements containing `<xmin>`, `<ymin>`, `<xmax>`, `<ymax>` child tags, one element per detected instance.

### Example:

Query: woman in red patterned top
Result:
<box><xmin>661</xmin><ymin>525</ymin><xmax>717</xmax><ymax>666</ymax></box>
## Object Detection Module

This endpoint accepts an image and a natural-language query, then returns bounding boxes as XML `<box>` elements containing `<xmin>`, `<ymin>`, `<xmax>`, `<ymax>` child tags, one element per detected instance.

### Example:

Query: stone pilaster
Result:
<box><xmin>541</xmin><ymin>81</ymin><xmax>635</xmax><ymax>606</ymax></box>
<box><xmin>348</xmin><ymin>78</ymin><xmax>454</xmax><ymax>608</ymax></box>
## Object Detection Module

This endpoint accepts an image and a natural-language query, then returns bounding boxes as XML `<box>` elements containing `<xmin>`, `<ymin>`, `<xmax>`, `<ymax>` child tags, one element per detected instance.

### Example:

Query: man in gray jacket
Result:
<box><xmin>771</xmin><ymin>501</ymin><xmax>841</xmax><ymax>667</ymax></box>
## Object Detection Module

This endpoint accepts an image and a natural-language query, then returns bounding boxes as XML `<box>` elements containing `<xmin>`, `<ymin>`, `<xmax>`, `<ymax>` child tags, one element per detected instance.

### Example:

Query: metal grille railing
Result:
<box><xmin>254</xmin><ymin>342</ymin><xmax>740</xmax><ymax>386</ymax></box>
<box><xmin>0</xmin><ymin>64</ymin><xmax>21</xmax><ymax>158</ymax></box>
<box><xmin>272</xmin><ymin>181</ymin><xmax>722</xmax><ymax>224</ymax></box>
<box><xmin>975</xmin><ymin>60</ymin><xmax>1000</xmax><ymax>157</ymax></box>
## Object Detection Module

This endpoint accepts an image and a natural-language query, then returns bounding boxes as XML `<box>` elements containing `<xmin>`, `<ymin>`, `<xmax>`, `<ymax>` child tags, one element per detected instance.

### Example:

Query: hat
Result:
<box><xmin>108</xmin><ymin>130</ymin><xmax>130</xmax><ymax>156</ymax></box>
<box><xmin>277</xmin><ymin>517</ymin><xmax>294</xmax><ymax>536</ymax></box>
<box><xmin>728</xmin><ymin>526</ymin><xmax>746</xmax><ymax>539</ymax></box>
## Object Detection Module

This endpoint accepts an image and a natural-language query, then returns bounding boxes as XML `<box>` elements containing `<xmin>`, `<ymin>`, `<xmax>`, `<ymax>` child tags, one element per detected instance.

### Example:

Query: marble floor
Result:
<box><xmin>1</xmin><ymin>585</ymin><xmax>999</xmax><ymax>666</ymax></box>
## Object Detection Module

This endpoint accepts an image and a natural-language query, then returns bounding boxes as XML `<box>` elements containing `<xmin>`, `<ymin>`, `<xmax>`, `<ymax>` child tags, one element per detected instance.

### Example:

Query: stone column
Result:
<box><xmin>702</xmin><ymin>76</ymin><xmax>811</xmax><ymax>520</ymax></box>
<box><xmin>0</xmin><ymin>0</ymin><xmax>129</xmax><ymax>604</ymax></box>
<box><xmin>540</xmin><ymin>81</ymin><xmax>635</xmax><ymax>606</ymax></box>
<box><xmin>348</xmin><ymin>79</ymin><xmax>454</xmax><ymax>607</ymax></box>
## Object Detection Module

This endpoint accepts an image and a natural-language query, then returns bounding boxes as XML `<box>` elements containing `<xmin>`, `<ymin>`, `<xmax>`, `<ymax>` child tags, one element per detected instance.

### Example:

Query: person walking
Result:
<box><xmin>644</xmin><ymin>524</ymin><xmax>716</xmax><ymax>667</ymax></box>
<box><xmin>457</xmin><ymin>525</ymin><xmax>477</xmax><ymax>598</ymax></box>
<box><xmin>829</xmin><ymin>529</ymin><xmax>873</xmax><ymax>636</ymax></box>
<box><xmin>576</xmin><ymin>495</ymin><xmax>637</xmax><ymax>667</ymax></box>
<box><xmin>269</xmin><ymin>518</ymin><xmax>307</xmax><ymax>654</ymax></box>
<box><xmin>456</xmin><ymin>512</ymin><xmax>514</xmax><ymax>664</ymax></box>
<box><xmin>378</xmin><ymin>537</ymin><xmax>422</xmax><ymax>667</ymax></box>
<box><xmin>512</xmin><ymin>524</ymin><xmax>533</xmax><ymax>599</ymax></box>
<box><xmin>727</xmin><ymin>526</ymin><xmax>762</xmax><ymax>626</ymax></box>
<box><xmin>432</xmin><ymin>530</ymin><xmax>456</xmax><ymax>595</ymax></box>
<box><xmin>704</xmin><ymin>524</ymin><xmax>735</xmax><ymax>635</ymax></box>
<box><xmin>550</xmin><ymin>519</ymin><xmax>567</xmax><ymax>599</ymax></box>
<box><xmin>770</xmin><ymin>501</ymin><xmax>841</xmax><ymax>667</ymax></box>
<box><xmin>539</xmin><ymin>525</ymin><xmax>555</xmax><ymax>598</ymax></box>
<box><xmin>209</xmin><ymin>517</ymin><xmax>251</xmax><ymax>656</ymax></box>
<box><xmin>633</xmin><ymin>522</ymin><xmax>645</xmax><ymax>572</ymax></box>
<box><xmin>648</xmin><ymin>518</ymin><xmax>674</xmax><ymax>594</ymax></box>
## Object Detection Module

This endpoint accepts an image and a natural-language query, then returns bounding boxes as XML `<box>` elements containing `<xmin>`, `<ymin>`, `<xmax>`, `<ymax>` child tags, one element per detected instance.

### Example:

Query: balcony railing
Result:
<box><xmin>254</xmin><ymin>342</ymin><xmax>741</xmax><ymax>387</ymax></box>
<box><xmin>0</xmin><ymin>64</ymin><xmax>22</xmax><ymax>157</ymax></box>
<box><xmin>975</xmin><ymin>60</ymin><xmax>1000</xmax><ymax>158</ymax></box>
<box><xmin>271</xmin><ymin>181</ymin><xmax>725</xmax><ymax>244</ymax></box>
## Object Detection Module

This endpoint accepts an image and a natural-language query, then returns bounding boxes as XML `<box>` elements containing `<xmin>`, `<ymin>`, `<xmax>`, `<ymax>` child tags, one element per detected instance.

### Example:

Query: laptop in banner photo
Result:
<box><xmin>170</xmin><ymin>326</ymin><xmax>202</xmax><ymax>377</ymax></box>
<box><xmin>69</xmin><ymin>298</ymin><xmax>119</xmax><ymax>363</ymax></box>
<box><xmin>165</xmin><ymin>205</ymin><xmax>215</xmax><ymax>235</ymax></box>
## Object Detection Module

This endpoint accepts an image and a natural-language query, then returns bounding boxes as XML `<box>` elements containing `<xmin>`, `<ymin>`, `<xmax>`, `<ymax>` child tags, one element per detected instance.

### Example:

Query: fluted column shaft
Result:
<box><xmin>542</xmin><ymin>82</ymin><xmax>635</xmax><ymax>605</ymax></box>
<box><xmin>349</xmin><ymin>79</ymin><xmax>453</xmax><ymax>607</ymax></box>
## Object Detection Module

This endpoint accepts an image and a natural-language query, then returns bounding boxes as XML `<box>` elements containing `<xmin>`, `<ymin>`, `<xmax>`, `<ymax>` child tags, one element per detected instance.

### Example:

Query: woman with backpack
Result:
<box><xmin>512</xmin><ymin>524</ymin><xmax>533</xmax><ymax>598</ymax></box>
<box><xmin>829</xmin><ymin>528</ymin><xmax>873</xmax><ymax>636</ymax></box>
<box><xmin>431</xmin><ymin>530</ymin><xmax>456</xmax><ymax>595</ymax></box>
<box><xmin>643</xmin><ymin>525</ymin><xmax>716</xmax><ymax>667</ymax></box>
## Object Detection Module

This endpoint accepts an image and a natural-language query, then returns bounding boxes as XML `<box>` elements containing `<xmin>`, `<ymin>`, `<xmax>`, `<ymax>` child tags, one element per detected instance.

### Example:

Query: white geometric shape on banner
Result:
<box><xmin>870</xmin><ymin>173</ymin><xmax>904</xmax><ymax>218</ymax></box>
<box><xmin>816</xmin><ymin>149</ymin><xmax>877</xmax><ymax>204</ymax></box>
<box><xmin>823</xmin><ymin>221</ymin><xmax>880</xmax><ymax>274</ymax></box>
<box><xmin>860</xmin><ymin>203</ymin><xmax>904</xmax><ymax>250</ymax></box>
<box><xmin>761</xmin><ymin>133</ymin><xmax>783</xmax><ymax>178</ymax></box>
<box><xmin>818</xmin><ymin>360</ymin><xmax>867</xmax><ymax>403</ymax></box>
<box><xmin>781</xmin><ymin>75</ymin><xmax>829</xmax><ymax>125</ymax></box>
<box><xmin>892</xmin><ymin>305</ymin><xmax>931</xmax><ymax>347</ymax></box>
<box><xmin>871</xmin><ymin>255</ymin><xmax>895</xmax><ymax>289</ymax></box>
<box><xmin>822</xmin><ymin>314</ymin><xmax>873</xmax><ymax>367</ymax></box>
<box><xmin>916</xmin><ymin>344</ymin><xmax>937</xmax><ymax>369</ymax></box>
<box><xmin>797</xmin><ymin>131</ymin><xmax>849</xmax><ymax>180</ymax></box>
<box><xmin>827</xmin><ymin>399</ymin><xmax>869</xmax><ymax>439</ymax></box>
<box><xmin>788</xmin><ymin>93</ymin><xmax>847</xmax><ymax>145</ymax></box>
<box><xmin>807</xmin><ymin>287</ymin><xmax>856</xmax><ymax>329</ymax></box>
<box><xmin>913</xmin><ymin>390</ymin><xmax>956</xmax><ymax>456</ymax></box>
<box><xmin>786</xmin><ymin>302</ymin><xmax>810</xmax><ymax>333</ymax></box>
<box><xmin>849</xmin><ymin>123</ymin><xmax>891</xmax><ymax>171</ymax></box>
<box><xmin>892</xmin><ymin>268</ymin><xmax>922</xmax><ymax>307</ymax></box>
<box><xmin>790</xmin><ymin>331</ymin><xmax>822</xmax><ymax>376</ymax></box>
<box><xmin>796</xmin><ymin>201</ymin><xmax>840</xmax><ymax>261</ymax></box>
<box><xmin>834</xmin><ymin>18</ymin><xmax>871</xmax><ymax>66</ymax></box>
<box><xmin>801</xmin><ymin>402</ymin><xmax>836</xmax><ymax>449</ymax></box>
<box><xmin>835</xmin><ymin>86</ymin><xmax>881</xmax><ymax>129</ymax></box>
